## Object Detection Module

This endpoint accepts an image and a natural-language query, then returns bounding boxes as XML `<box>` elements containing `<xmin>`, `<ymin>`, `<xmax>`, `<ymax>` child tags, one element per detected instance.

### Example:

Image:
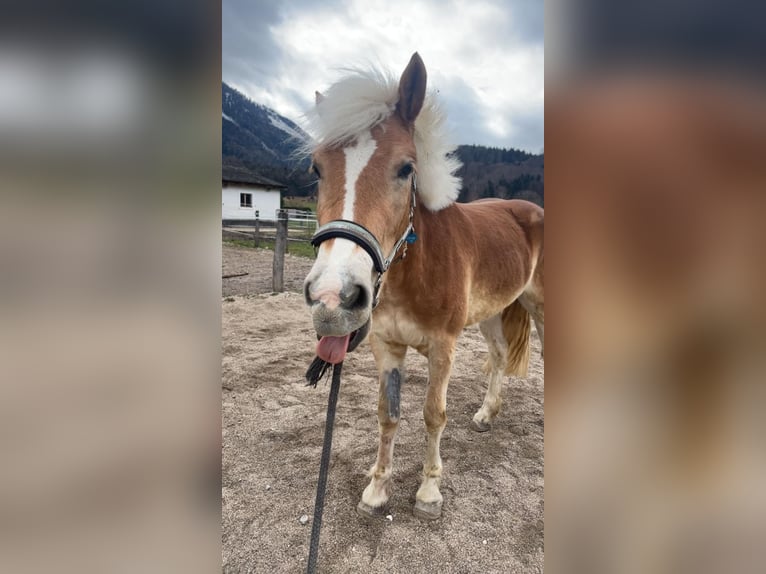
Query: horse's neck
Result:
<box><xmin>386</xmin><ymin>203</ymin><xmax>457</xmax><ymax>296</ymax></box>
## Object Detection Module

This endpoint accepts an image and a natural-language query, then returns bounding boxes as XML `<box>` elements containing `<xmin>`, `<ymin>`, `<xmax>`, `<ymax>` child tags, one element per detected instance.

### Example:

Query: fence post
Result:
<box><xmin>272</xmin><ymin>209</ymin><xmax>288</xmax><ymax>292</ymax></box>
<box><xmin>253</xmin><ymin>210</ymin><xmax>260</xmax><ymax>248</ymax></box>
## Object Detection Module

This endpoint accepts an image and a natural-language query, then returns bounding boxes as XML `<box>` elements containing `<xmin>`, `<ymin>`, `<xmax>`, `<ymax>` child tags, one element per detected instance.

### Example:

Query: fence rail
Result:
<box><xmin>283</xmin><ymin>209</ymin><xmax>317</xmax><ymax>228</ymax></box>
<box><xmin>223</xmin><ymin>209</ymin><xmax>317</xmax><ymax>292</ymax></box>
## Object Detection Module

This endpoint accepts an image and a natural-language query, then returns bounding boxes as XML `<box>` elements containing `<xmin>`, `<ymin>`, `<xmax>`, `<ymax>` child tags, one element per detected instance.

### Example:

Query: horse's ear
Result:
<box><xmin>396</xmin><ymin>52</ymin><xmax>427</xmax><ymax>125</ymax></box>
<box><xmin>315</xmin><ymin>91</ymin><xmax>325</xmax><ymax>105</ymax></box>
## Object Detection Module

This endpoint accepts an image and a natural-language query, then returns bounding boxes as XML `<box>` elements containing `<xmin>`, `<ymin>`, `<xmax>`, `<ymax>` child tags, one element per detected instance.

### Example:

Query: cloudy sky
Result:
<box><xmin>223</xmin><ymin>0</ymin><xmax>543</xmax><ymax>152</ymax></box>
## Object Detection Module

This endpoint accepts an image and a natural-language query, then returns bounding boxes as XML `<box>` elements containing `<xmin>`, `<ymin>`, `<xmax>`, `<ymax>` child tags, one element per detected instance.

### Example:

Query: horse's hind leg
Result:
<box><xmin>520</xmin><ymin>254</ymin><xmax>544</xmax><ymax>357</ymax></box>
<box><xmin>471</xmin><ymin>313</ymin><xmax>508</xmax><ymax>432</ymax></box>
<box><xmin>472</xmin><ymin>299</ymin><xmax>533</xmax><ymax>431</ymax></box>
<box><xmin>358</xmin><ymin>336</ymin><xmax>407</xmax><ymax>518</ymax></box>
<box><xmin>519</xmin><ymin>287</ymin><xmax>544</xmax><ymax>357</ymax></box>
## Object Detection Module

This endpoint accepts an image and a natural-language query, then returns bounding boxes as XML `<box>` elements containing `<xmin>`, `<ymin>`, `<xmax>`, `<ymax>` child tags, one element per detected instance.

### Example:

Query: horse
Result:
<box><xmin>302</xmin><ymin>53</ymin><xmax>544</xmax><ymax>520</ymax></box>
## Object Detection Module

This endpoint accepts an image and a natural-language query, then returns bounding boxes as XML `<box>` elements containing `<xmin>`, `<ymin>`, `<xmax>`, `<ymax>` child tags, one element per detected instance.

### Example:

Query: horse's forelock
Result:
<box><xmin>301</xmin><ymin>65</ymin><xmax>462</xmax><ymax>211</ymax></box>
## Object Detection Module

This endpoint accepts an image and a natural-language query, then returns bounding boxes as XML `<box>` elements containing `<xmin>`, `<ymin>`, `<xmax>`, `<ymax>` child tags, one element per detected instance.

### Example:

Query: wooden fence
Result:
<box><xmin>223</xmin><ymin>209</ymin><xmax>317</xmax><ymax>292</ymax></box>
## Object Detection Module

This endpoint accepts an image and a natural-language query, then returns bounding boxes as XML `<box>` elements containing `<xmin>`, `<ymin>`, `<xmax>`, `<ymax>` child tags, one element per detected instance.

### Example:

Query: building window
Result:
<box><xmin>240</xmin><ymin>193</ymin><xmax>252</xmax><ymax>208</ymax></box>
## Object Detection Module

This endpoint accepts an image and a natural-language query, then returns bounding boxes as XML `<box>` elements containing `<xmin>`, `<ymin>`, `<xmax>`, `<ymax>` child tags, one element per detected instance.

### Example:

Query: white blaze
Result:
<box><xmin>307</xmin><ymin>131</ymin><xmax>377</xmax><ymax>301</ymax></box>
<box><xmin>325</xmin><ymin>131</ymin><xmax>377</xmax><ymax>264</ymax></box>
<box><xmin>342</xmin><ymin>131</ymin><xmax>376</xmax><ymax>220</ymax></box>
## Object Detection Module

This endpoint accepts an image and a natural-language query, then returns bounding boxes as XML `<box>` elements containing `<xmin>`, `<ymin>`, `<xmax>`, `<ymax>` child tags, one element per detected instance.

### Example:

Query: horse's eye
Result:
<box><xmin>397</xmin><ymin>163</ymin><xmax>414</xmax><ymax>179</ymax></box>
<box><xmin>311</xmin><ymin>164</ymin><xmax>321</xmax><ymax>178</ymax></box>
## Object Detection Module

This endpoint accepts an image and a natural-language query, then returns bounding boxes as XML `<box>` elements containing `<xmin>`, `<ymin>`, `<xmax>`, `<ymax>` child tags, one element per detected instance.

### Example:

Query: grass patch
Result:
<box><xmin>224</xmin><ymin>238</ymin><xmax>316</xmax><ymax>259</ymax></box>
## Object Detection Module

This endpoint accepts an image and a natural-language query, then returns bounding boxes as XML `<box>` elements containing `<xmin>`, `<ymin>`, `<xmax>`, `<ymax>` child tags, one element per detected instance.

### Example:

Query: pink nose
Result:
<box><xmin>314</xmin><ymin>289</ymin><xmax>341</xmax><ymax>310</ymax></box>
<box><xmin>304</xmin><ymin>280</ymin><xmax>370</xmax><ymax>311</ymax></box>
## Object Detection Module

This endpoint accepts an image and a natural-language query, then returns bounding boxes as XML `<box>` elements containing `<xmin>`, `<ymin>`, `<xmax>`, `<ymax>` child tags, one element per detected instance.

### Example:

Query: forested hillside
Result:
<box><xmin>456</xmin><ymin>145</ymin><xmax>544</xmax><ymax>205</ymax></box>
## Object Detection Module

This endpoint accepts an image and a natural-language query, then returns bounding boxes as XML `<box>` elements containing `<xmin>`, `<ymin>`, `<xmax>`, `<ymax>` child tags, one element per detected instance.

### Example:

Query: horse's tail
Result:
<box><xmin>501</xmin><ymin>299</ymin><xmax>531</xmax><ymax>377</ymax></box>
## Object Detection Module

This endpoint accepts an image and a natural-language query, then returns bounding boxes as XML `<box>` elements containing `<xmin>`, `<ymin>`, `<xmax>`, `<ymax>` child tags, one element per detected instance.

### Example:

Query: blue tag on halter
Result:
<box><xmin>405</xmin><ymin>231</ymin><xmax>418</xmax><ymax>244</ymax></box>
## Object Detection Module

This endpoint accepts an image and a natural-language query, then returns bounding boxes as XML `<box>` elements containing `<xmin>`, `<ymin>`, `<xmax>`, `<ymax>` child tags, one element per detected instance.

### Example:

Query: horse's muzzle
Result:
<box><xmin>305</xmin><ymin>279</ymin><xmax>369</xmax><ymax>325</ymax></box>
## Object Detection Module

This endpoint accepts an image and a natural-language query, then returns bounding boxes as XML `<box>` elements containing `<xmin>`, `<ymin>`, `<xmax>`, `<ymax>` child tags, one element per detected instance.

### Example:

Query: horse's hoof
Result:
<box><xmin>356</xmin><ymin>500</ymin><xmax>387</xmax><ymax>519</ymax></box>
<box><xmin>413</xmin><ymin>499</ymin><xmax>442</xmax><ymax>520</ymax></box>
<box><xmin>470</xmin><ymin>418</ymin><xmax>491</xmax><ymax>433</ymax></box>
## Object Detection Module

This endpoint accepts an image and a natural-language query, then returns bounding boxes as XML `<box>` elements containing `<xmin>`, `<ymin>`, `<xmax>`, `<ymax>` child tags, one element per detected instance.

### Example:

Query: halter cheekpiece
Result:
<box><xmin>311</xmin><ymin>173</ymin><xmax>418</xmax><ymax>309</ymax></box>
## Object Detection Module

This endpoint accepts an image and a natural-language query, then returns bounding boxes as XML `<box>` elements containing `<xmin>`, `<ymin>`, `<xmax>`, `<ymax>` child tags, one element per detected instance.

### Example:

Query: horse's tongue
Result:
<box><xmin>316</xmin><ymin>334</ymin><xmax>351</xmax><ymax>364</ymax></box>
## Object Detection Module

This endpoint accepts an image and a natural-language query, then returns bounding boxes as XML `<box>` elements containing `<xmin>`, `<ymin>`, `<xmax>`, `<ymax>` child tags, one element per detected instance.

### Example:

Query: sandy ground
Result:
<box><xmin>222</xmin><ymin>244</ymin><xmax>544</xmax><ymax>573</ymax></box>
<box><xmin>222</xmin><ymin>244</ymin><xmax>315</xmax><ymax>297</ymax></box>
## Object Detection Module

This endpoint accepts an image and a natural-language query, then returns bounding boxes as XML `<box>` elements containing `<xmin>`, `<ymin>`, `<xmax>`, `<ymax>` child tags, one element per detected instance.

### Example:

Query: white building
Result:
<box><xmin>222</xmin><ymin>166</ymin><xmax>285</xmax><ymax>222</ymax></box>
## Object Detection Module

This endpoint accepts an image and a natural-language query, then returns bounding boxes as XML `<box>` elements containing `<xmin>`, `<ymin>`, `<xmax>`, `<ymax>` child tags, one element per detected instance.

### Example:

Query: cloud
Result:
<box><xmin>222</xmin><ymin>1</ymin><xmax>282</xmax><ymax>81</ymax></box>
<box><xmin>223</xmin><ymin>0</ymin><xmax>543</xmax><ymax>151</ymax></box>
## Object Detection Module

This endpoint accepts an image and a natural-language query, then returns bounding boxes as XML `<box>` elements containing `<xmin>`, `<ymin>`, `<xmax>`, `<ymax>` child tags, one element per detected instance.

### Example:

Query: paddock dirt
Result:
<box><xmin>222</xmin><ymin>244</ymin><xmax>544</xmax><ymax>573</ymax></box>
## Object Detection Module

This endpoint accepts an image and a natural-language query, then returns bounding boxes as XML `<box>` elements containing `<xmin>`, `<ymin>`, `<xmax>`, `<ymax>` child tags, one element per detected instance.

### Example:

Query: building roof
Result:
<box><xmin>222</xmin><ymin>165</ymin><xmax>287</xmax><ymax>189</ymax></box>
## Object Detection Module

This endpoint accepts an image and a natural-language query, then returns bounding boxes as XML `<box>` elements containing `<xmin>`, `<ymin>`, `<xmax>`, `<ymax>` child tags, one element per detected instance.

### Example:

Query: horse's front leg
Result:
<box><xmin>357</xmin><ymin>335</ymin><xmax>407</xmax><ymax>518</ymax></box>
<box><xmin>414</xmin><ymin>337</ymin><xmax>456</xmax><ymax>520</ymax></box>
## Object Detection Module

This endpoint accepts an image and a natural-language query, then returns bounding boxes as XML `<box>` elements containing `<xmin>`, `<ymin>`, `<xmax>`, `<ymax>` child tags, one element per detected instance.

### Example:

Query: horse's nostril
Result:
<box><xmin>340</xmin><ymin>283</ymin><xmax>369</xmax><ymax>310</ymax></box>
<box><xmin>304</xmin><ymin>280</ymin><xmax>314</xmax><ymax>305</ymax></box>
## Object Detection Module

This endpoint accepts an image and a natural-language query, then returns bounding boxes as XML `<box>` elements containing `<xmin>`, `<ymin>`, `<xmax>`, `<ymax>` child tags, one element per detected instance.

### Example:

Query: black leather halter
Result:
<box><xmin>310</xmin><ymin>174</ymin><xmax>418</xmax><ymax>309</ymax></box>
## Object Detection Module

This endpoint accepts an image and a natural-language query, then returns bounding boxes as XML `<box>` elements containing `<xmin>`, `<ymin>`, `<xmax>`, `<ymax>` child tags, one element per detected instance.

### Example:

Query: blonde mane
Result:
<box><xmin>302</xmin><ymin>68</ymin><xmax>463</xmax><ymax>211</ymax></box>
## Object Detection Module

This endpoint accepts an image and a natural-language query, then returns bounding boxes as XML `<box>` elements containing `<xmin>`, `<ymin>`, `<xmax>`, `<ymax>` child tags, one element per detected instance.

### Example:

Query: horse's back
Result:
<box><xmin>458</xmin><ymin>198</ymin><xmax>543</xmax><ymax>254</ymax></box>
<box><xmin>462</xmin><ymin>197</ymin><xmax>543</xmax><ymax>222</ymax></box>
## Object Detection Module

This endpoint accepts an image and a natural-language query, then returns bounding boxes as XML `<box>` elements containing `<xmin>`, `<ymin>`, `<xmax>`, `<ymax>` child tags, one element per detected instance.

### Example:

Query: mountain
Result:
<box><xmin>222</xmin><ymin>82</ymin><xmax>543</xmax><ymax>206</ymax></box>
<box><xmin>222</xmin><ymin>82</ymin><xmax>313</xmax><ymax>195</ymax></box>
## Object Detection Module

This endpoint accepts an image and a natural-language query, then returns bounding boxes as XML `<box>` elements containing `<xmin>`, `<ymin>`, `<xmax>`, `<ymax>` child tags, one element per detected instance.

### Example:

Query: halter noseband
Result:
<box><xmin>310</xmin><ymin>174</ymin><xmax>418</xmax><ymax>309</ymax></box>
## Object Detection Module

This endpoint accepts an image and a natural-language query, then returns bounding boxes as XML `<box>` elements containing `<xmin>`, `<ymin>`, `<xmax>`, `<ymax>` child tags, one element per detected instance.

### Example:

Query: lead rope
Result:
<box><xmin>302</xmin><ymin>173</ymin><xmax>416</xmax><ymax>571</ymax></box>
<box><xmin>305</xmin><ymin>360</ymin><xmax>342</xmax><ymax>574</ymax></box>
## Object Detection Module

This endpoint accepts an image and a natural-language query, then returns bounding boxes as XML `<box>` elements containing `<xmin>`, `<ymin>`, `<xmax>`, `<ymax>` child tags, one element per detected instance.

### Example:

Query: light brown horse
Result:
<box><xmin>303</xmin><ymin>53</ymin><xmax>544</xmax><ymax>520</ymax></box>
